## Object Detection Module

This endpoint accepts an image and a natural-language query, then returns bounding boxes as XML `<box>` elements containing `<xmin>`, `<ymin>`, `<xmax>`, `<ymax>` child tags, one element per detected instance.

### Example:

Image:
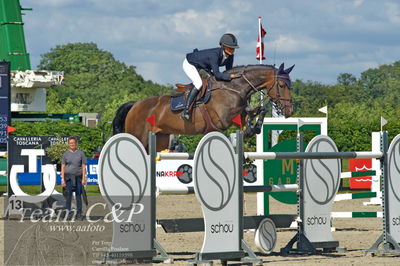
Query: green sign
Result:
<box><xmin>262</xmin><ymin>123</ymin><xmax>322</xmax><ymax>215</ymax></box>
<box><xmin>265</xmin><ymin>140</ymin><xmax>299</xmax><ymax>204</ymax></box>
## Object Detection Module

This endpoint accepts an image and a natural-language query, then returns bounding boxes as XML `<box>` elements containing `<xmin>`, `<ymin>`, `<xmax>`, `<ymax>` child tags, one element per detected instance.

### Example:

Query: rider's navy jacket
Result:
<box><xmin>186</xmin><ymin>47</ymin><xmax>233</xmax><ymax>81</ymax></box>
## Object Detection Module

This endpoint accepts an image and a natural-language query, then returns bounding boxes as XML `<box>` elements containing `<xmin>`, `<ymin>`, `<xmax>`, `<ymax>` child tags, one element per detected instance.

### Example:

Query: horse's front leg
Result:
<box><xmin>243</xmin><ymin>105</ymin><xmax>267</xmax><ymax>138</ymax></box>
<box><xmin>253</xmin><ymin>105</ymin><xmax>267</xmax><ymax>134</ymax></box>
<box><xmin>245</xmin><ymin>106</ymin><xmax>262</xmax><ymax>118</ymax></box>
<box><xmin>243</xmin><ymin>106</ymin><xmax>261</xmax><ymax>136</ymax></box>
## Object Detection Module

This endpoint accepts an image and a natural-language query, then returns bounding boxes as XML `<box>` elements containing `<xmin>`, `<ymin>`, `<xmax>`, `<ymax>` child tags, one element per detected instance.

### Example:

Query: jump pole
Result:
<box><xmin>245</xmin><ymin>151</ymin><xmax>383</xmax><ymax>160</ymax></box>
<box><xmin>157</xmin><ymin>184</ymin><xmax>299</xmax><ymax>195</ymax></box>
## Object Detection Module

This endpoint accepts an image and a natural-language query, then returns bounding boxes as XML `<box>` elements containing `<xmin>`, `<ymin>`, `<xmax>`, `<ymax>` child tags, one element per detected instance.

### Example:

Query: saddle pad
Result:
<box><xmin>170</xmin><ymin>89</ymin><xmax>212</xmax><ymax>111</ymax></box>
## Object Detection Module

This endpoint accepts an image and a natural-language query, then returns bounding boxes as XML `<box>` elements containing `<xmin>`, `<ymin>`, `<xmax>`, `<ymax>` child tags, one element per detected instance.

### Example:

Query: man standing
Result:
<box><xmin>61</xmin><ymin>136</ymin><xmax>87</xmax><ymax>220</ymax></box>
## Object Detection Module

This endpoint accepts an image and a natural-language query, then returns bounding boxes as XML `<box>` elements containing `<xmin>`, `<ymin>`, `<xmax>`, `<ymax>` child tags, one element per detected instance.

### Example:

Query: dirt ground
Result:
<box><xmin>1</xmin><ymin>194</ymin><xmax>399</xmax><ymax>265</ymax></box>
<box><xmin>154</xmin><ymin>194</ymin><xmax>398</xmax><ymax>265</ymax></box>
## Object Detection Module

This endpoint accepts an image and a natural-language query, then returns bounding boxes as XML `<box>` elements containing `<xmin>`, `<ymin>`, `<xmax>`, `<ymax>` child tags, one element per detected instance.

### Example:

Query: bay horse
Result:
<box><xmin>113</xmin><ymin>63</ymin><xmax>294</xmax><ymax>151</ymax></box>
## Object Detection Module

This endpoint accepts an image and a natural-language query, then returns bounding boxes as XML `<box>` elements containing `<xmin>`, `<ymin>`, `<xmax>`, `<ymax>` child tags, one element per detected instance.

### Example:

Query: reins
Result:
<box><xmin>210</xmin><ymin>67</ymin><xmax>292</xmax><ymax>110</ymax></box>
<box><xmin>242</xmin><ymin>74</ymin><xmax>262</xmax><ymax>95</ymax></box>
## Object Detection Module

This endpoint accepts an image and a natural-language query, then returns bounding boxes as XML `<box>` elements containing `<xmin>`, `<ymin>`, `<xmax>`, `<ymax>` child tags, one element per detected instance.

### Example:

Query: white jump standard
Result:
<box><xmin>98</xmin><ymin>133</ymin><xmax>171</xmax><ymax>263</ymax></box>
<box><xmin>366</xmin><ymin>133</ymin><xmax>400</xmax><ymax>255</ymax></box>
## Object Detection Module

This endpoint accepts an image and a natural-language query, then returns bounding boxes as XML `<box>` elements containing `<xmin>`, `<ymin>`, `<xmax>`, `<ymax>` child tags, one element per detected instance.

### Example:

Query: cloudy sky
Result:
<box><xmin>21</xmin><ymin>0</ymin><xmax>400</xmax><ymax>86</ymax></box>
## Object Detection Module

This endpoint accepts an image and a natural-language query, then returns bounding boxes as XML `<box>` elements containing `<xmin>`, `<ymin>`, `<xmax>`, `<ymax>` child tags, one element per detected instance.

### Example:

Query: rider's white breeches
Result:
<box><xmin>183</xmin><ymin>58</ymin><xmax>202</xmax><ymax>90</ymax></box>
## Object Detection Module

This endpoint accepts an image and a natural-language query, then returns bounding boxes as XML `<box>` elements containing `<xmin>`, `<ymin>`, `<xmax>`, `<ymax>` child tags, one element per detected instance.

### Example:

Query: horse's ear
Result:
<box><xmin>285</xmin><ymin>64</ymin><xmax>295</xmax><ymax>74</ymax></box>
<box><xmin>278</xmin><ymin>63</ymin><xmax>284</xmax><ymax>73</ymax></box>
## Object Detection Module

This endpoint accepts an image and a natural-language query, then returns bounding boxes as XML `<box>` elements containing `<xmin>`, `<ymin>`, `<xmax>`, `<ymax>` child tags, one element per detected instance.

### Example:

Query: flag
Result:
<box><xmin>381</xmin><ymin>116</ymin><xmax>387</xmax><ymax>127</ymax></box>
<box><xmin>232</xmin><ymin>114</ymin><xmax>242</xmax><ymax>129</ymax></box>
<box><xmin>318</xmin><ymin>106</ymin><xmax>328</xmax><ymax>114</ymax></box>
<box><xmin>7</xmin><ymin>126</ymin><xmax>16</xmax><ymax>134</ymax></box>
<box><xmin>298</xmin><ymin>119</ymin><xmax>305</xmax><ymax>129</ymax></box>
<box><xmin>146</xmin><ymin>114</ymin><xmax>156</xmax><ymax>128</ymax></box>
<box><xmin>297</xmin><ymin>119</ymin><xmax>306</xmax><ymax>136</ymax></box>
<box><xmin>256</xmin><ymin>19</ymin><xmax>267</xmax><ymax>61</ymax></box>
<box><xmin>381</xmin><ymin>116</ymin><xmax>387</xmax><ymax>131</ymax></box>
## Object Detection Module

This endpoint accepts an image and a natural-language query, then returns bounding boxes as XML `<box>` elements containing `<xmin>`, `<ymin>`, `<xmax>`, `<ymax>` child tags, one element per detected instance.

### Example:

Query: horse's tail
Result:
<box><xmin>112</xmin><ymin>101</ymin><xmax>136</xmax><ymax>135</ymax></box>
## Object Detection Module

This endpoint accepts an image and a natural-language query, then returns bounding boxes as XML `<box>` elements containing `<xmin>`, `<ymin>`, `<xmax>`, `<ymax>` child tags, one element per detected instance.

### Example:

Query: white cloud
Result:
<box><xmin>168</xmin><ymin>9</ymin><xmax>228</xmax><ymax>38</ymax></box>
<box><xmin>29</xmin><ymin>0</ymin><xmax>81</xmax><ymax>7</ymax></box>
<box><xmin>271</xmin><ymin>35</ymin><xmax>321</xmax><ymax>54</ymax></box>
<box><xmin>386</xmin><ymin>2</ymin><xmax>400</xmax><ymax>24</ymax></box>
<box><xmin>135</xmin><ymin>62</ymin><xmax>163</xmax><ymax>83</ymax></box>
<box><xmin>353</xmin><ymin>0</ymin><xmax>365</xmax><ymax>7</ymax></box>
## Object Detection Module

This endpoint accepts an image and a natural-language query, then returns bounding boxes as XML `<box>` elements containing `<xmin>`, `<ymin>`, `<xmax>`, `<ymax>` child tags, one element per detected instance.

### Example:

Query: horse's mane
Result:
<box><xmin>224</xmin><ymin>64</ymin><xmax>276</xmax><ymax>74</ymax></box>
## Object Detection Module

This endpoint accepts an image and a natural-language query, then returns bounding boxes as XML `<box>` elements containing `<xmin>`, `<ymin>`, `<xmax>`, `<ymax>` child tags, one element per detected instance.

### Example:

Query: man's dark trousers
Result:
<box><xmin>66</xmin><ymin>176</ymin><xmax>82</xmax><ymax>215</ymax></box>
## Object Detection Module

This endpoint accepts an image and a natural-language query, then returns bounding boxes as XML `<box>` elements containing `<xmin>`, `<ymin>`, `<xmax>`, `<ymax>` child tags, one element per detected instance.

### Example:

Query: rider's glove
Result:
<box><xmin>230</xmin><ymin>73</ymin><xmax>242</xmax><ymax>79</ymax></box>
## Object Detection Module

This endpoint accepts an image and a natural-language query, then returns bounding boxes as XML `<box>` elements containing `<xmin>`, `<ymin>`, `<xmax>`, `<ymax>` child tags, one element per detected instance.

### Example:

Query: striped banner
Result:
<box><xmin>332</xmin><ymin>212</ymin><xmax>382</xmax><ymax>218</ymax></box>
<box><xmin>334</xmin><ymin>192</ymin><xmax>377</xmax><ymax>201</ymax></box>
<box><xmin>340</xmin><ymin>170</ymin><xmax>376</xmax><ymax>179</ymax></box>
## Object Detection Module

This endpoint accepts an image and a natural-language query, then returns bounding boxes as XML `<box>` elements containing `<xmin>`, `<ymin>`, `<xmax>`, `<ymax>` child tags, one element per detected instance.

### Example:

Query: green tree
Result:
<box><xmin>358</xmin><ymin>61</ymin><xmax>400</xmax><ymax>100</ymax></box>
<box><xmin>337</xmin><ymin>73</ymin><xmax>357</xmax><ymax>86</ymax></box>
<box><xmin>46</xmin><ymin>91</ymin><xmax>88</xmax><ymax>113</ymax></box>
<box><xmin>38</xmin><ymin>42</ymin><xmax>170</xmax><ymax>115</ymax></box>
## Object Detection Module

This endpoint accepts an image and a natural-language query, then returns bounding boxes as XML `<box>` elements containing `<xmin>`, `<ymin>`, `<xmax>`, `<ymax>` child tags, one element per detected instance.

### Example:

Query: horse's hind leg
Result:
<box><xmin>141</xmin><ymin>133</ymin><xmax>169</xmax><ymax>152</ymax></box>
<box><xmin>156</xmin><ymin>134</ymin><xmax>170</xmax><ymax>151</ymax></box>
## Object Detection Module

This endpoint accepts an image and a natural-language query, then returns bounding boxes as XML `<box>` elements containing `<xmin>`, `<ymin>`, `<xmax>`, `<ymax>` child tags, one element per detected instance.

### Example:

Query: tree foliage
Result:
<box><xmin>292</xmin><ymin>61</ymin><xmax>400</xmax><ymax>151</ymax></box>
<box><xmin>39</xmin><ymin>42</ymin><xmax>171</xmax><ymax>115</ymax></box>
<box><xmin>45</xmin><ymin>137</ymin><xmax>69</xmax><ymax>164</ymax></box>
<box><xmin>337</xmin><ymin>73</ymin><xmax>357</xmax><ymax>86</ymax></box>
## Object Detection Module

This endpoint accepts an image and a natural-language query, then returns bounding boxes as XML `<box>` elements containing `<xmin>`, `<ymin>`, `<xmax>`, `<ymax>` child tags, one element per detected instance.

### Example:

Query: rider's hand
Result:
<box><xmin>230</xmin><ymin>73</ymin><xmax>241</xmax><ymax>79</ymax></box>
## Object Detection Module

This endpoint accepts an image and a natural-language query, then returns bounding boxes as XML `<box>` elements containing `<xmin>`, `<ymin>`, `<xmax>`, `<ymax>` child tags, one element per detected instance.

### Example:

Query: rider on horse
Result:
<box><xmin>181</xmin><ymin>33</ymin><xmax>241</xmax><ymax>121</ymax></box>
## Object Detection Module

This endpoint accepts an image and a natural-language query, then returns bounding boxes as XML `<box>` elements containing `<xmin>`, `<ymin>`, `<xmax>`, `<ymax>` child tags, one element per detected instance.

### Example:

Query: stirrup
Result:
<box><xmin>181</xmin><ymin>109</ymin><xmax>190</xmax><ymax>121</ymax></box>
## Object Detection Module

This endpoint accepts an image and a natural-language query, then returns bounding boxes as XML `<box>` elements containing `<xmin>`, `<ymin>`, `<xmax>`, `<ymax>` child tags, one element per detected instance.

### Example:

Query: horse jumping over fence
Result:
<box><xmin>113</xmin><ymin>63</ymin><xmax>294</xmax><ymax>151</ymax></box>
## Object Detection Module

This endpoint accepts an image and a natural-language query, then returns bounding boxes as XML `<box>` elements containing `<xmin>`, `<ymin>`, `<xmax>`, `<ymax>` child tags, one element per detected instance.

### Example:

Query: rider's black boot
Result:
<box><xmin>181</xmin><ymin>88</ymin><xmax>200</xmax><ymax>121</ymax></box>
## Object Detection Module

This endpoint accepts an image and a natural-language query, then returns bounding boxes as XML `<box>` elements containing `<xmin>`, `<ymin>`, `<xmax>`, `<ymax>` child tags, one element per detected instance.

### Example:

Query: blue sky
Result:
<box><xmin>21</xmin><ymin>0</ymin><xmax>400</xmax><ymax>86</ymax></box>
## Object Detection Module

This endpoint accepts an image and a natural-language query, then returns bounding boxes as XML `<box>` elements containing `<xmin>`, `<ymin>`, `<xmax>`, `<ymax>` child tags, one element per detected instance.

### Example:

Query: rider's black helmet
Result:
<box><xmin>219</xmin><ymin>33</ymin><xmax>239</xmax><ymax>49</ymax></box>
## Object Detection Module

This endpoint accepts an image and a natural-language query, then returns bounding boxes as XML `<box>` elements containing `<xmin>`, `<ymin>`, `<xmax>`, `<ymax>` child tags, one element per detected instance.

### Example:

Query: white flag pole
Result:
<box><xmin>298</xmin><ymin>119</ymin><xmax>305</xmax><ymax>137</ymax></box>
<box><xmin>258</xmin><ymin>16</ymin><xmax>263</xmax><ymax>104</ymax></box>
<box><xmin>258</xmin><ymin>16</ymin><xmax>262</xmax><ymax>64</ymax></box>
<box><xmin>260</xmin><ymin>16</ymin><xmax>282</xmax><ymax>147</ymax></box>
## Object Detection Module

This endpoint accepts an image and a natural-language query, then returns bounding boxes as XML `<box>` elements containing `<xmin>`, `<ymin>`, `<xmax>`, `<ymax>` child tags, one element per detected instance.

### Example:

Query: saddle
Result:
<box><xmin>170</xmin><ymin>78</ymin><xmax>212</xmax><ymax>112</ymax></box>
<box><xmin>171</xmin><ymin>78</ymin><xmax>219</xmax><ymax>133</ymax></box>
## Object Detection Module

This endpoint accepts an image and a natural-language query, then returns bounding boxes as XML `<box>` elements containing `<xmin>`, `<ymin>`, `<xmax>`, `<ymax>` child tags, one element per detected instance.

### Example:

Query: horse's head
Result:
<box><xmin>224</xmin><ymin>64</ymin><xmax>294</xmax><ymax>117</ymax></box>
<box><xmin>265</xmin><ymin>63</ymin><xmax>294</xmax><ymax>117</ymax></box>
